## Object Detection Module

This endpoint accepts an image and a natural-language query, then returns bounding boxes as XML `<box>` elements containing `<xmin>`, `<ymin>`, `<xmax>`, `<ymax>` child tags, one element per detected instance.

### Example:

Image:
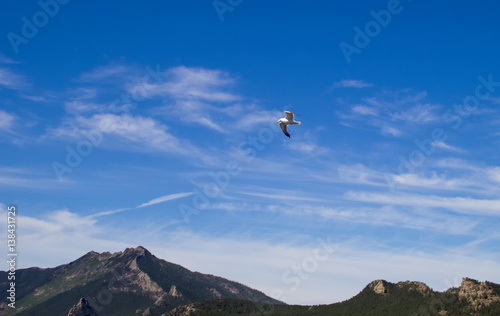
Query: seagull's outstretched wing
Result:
<box><xmin>279</xmin><ymin>123</ymin><xmax>290</xmax><ymax>138</ymax></box>
<box><xmin>285</xmin><ymin>111</ymin><xmax>294</xmax><ymax>120</ymax></box>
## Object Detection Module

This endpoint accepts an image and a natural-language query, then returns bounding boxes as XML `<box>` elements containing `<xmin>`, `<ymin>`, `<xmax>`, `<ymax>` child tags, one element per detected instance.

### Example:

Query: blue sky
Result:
<box><xmin>1</xmin><ymin>0</ymin><xmax>500</xmax><ymax>305</ymax></box>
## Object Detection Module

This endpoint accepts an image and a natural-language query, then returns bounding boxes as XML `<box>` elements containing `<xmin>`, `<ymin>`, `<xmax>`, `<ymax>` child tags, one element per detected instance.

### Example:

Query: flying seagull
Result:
<box><xmin>277</xmin><ymin>111</ymin><xmax>301</xmax><ymax>138</ymax></box>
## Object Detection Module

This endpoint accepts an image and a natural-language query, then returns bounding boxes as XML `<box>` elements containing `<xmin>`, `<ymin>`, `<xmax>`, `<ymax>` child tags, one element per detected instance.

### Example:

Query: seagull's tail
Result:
<box><xmin>295</xmin><ymin>121</ymin><xmax>301</xmax><ymax>125</ymax></box>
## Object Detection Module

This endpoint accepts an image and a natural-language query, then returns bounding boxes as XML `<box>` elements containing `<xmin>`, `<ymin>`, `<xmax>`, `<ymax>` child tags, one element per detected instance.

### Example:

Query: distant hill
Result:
<box><xmin>2</xmin><ymin>246</ymin><xmax>499</xmax><ymax>316</ymax></box>
<box><xmin>165</xmin><ymin>278</ymin><xmax>500</xmax><ymax>316</ymax></box>
<box><xmin>0</xmin><ymin>246</ymin><xmax>283</xmax><ymax>316</ymax></box>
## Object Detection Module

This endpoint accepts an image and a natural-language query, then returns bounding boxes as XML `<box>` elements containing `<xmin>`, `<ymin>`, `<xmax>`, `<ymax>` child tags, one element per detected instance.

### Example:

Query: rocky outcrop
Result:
<box><xmin>397</xmin><ymin>281</ymin><xmax>432</xmax><ymax>297</ymax></box>
<box><xmin>370</xmin><ymin>280</ymin><xmax>388</xmax><ymax>294</ymax></box>
<box><xmin>67</xmin><ymin>298</ymin><xmax>97</xmax><ymax>316</ymax></box>
<box><xmin>123</xmin><ymin>256</ymin><xmax>165</xmax><ymax>300</ymax></box>
<box><xmin>458</xmin><ymin>277</ymin><xmax>500</xmax><ymax>309</ymax></box>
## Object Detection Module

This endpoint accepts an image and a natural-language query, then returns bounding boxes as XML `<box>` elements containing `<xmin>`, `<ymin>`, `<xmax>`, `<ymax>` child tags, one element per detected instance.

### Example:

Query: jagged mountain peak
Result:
<box><xmin>367</xmin><ymin>279</ymin><xmax>432</xmax><ymax>297</ymax></box>
<box><xmin>458</xmin><ymin>277</ymin><xmax>500</xmax><ymax>309</ymax></box>
<box><xmin>368</xmin><ymin>279</ymin><xmax>388</xmax><ymax>294</ymax></box>
<box><xmin>123</xmin><ymin>245</ymin><xmax>151</xmax><ymax>256</ymax></box>
<box><xmin>67</xmin><ymin>298</ymin><xmax>97</xmax><ymax>316</ymax></box>
<box><xmin>2</xmin><ymin>246</ymin><xmax>283</xmax><ymax>316</ymax></box>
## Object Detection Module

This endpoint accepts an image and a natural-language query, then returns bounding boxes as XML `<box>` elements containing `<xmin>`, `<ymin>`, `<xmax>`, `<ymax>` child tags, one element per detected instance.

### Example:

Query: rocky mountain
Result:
<box><xmin>2</xmin><ymin>246</ymin><xmax>499</xmax><ymax>316</ymax></box>
<box><xmin>0</xmin><ymin>246</ymin><xmax>283</xmax><ymax>316</ymax></box>
<box><xmin>165</xmin><ymin>278</ymin><xmax>500</xmax><ymax>316</ymax></box>
<box><xmin>67</xmin><ymin>298</ymin><xmax>98</xmax><ymax>316</ymax></box>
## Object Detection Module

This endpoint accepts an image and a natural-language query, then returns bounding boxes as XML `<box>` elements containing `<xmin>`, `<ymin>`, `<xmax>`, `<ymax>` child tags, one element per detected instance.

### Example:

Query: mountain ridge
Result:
<box><xmin>0</xmin><ymin>246</ymin><xmax>284</xmax><ymax>316</ymax></box>
<box><xmin>165</xmin><ymin>277</ymin><xmax>500</xmax><ymax>316</ymax></box>
<box><xmin>1</xmin><ymin>246</ymin><xmax>499</xmax><ymax>316</ymax></box>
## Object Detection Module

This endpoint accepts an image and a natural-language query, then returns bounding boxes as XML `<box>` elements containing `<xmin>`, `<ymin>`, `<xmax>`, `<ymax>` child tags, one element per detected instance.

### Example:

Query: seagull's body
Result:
<box><xmin>277</xmin><ymin>111</ymin><xmax>301</xmax><ymax>138</ymax></box>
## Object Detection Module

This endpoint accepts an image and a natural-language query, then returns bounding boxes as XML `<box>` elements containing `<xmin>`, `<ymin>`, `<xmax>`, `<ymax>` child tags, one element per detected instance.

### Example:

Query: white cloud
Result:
<box><xmin>340</xmin><ymin>91</ymin><xmax>441</xmax><ymax>138</ymax></box>
<box><xmin>381</xmin><ymin>125</ymin><xmax>402</xmax><ymax>136</ymax></box>
<box><xmin>65</xmin><ymin>101</ymin><xmax>104</xmax><ymax>114</ymax></box>
<box><xmin>433</xmin><ymin>158</ymin><xmax>478</xmax><ymax>171</ymax></box>
<box><xmin>0</xmin><ymin>67</ymin><xmax>26</xmax><ymax>90</ymax></box>
<box><xmin>489</xmin><ymin>167</ymin><xmax>500</xmax><ymax>183</ymax></box>
<box><xmin>126</xmin><ymin>66</ymin><xmax>245</xmax><ymax>132</ymax></box>
<box><xmin>433</xmin><ymin>141</ymin><xmax>464</xmax><ymax>153</ymax></box>
<box><xmin>351</xmin><ymin>105</ymin><xmax>378</xmax><ymax>116</ymax></box>
<box><xmin>137</xmin><ymin>192</ymin><xmax>194</xmax><ymax>208</ymax></box>
<box><xmin>3</xmin><ymin>208</ymin><xmax>499</xmax><ymax>305</ymax></box>
<box><xmin>390</xmin><ymin>104</ymin><xmax>439</xmax><ymax>123</ymax></box>
<box><xmin>311</xmin><ymin>204</ymin><xmax>477</xmax><ymax>234</ymax></box>
<box><xmin>345</xmin><ymin>191</ymin><xmax>500</xmax><ymax>216</ymax></box>
<box><xmin>49</xmin><ymin>113</ymin><xmax>199</xmax><ymax>157</ymax></box>
<box><xmin>332</xmin><ymin>79</ymin><xmax>373</xmax><ymax>89</ymax></box>
<box><xmin>0</xmin><ymin>168</ymin><xmax>72</xmax><ymax>189</ymax></box>
<box><xmin>78</xmin><ymin>64</ymin><xmax>131</xmax><ymax>82</ymax></box>
<box><xmin>239</xmin><ymin>190</ymin><xmax>327</xmax><ymax>203</ymax></box>
<box><xmin>128</xmin><ymin>66</ymin><xmax>240</xmax><ymax>102</ymax></box>
<box><xmin>0</xmin><ymin>110</ymin><xmax>15</xmax><ymax>132</ymax></box>
<box><xmin>390</xmin><ymin>173</ymin><xmax>472</xmax><ymax>190</ymax></box>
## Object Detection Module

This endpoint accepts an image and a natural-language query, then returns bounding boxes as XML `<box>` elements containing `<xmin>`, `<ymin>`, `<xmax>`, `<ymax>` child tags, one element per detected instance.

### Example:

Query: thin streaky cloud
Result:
<box><xmin>89</xmin><ymin>208</ymin><xmax>132</xmax><ymax>218</ymax></box>
<box><xmin>345</xmin><ymin>191</ymin><xmax>500</xmax><ymax>216</ymax></box>
<box><xmin>137</xmin><ymin>192</ymin><xmax>194</xmax><ymax>208</ymax></box>
<box><xmin>241</xmin><ymin>191</ymin><xmax>327</xmax><ymax>203</ymax></box>
<box><xmin>433</xmin><ymin>141</ymin><xmax>465</xmax><ymax>153</ymax></box>
<box><xmin>77</xmin><ymin>64</ymin><xmax>132</xmax><ymax>82</ymax></box>
<box><xmin>89</xmin><ymin>192</ymin><xmax>193</xmax><ymax>217</ymax></box>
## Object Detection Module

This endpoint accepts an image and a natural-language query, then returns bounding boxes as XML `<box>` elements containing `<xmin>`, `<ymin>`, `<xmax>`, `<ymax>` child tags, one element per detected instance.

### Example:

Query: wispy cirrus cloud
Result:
<box><xmin>0</xmin><ymin>110</ymin><xmax>15</xmax><ymax>133</ymax></box>
<box><xmin>133</xmin><ymin>66</ymin><xmax>242</xmax><ymax>132</ymax></box>
<box><xmin>89</xmin><ymin>191</ymin><xmax>194</xmax><ymax>218</ymax></box>
<box><xmin>351</xmin><ymin>105</ymin><xmax>378</xmax><ymax>116</ymax></box>
<box><xmin>389</xmin><ymin>103</ymin><xmax>440</xmax><ymax>123</ymax></box>
<box><xmin>77</xmin><ymin>64</ymin><xmax>132</xmax><ymax>82</ymax></box>
<box><xmin>137</xmin><ymin>192</ymin><xmax>194</xmax><ymax>208</ymax></box>
<box><xmin>48</xmin><ymin>113</ymin><xmax>200</xmax><ymax>157</ymax></box>
<box><xmin>140</xmin><ymin>66</ymin><xmax>240</xmax><ymax>102</ymax></box>
<box><xmin>0</xmin><ymin>67</ymin><xmax>27</xmax><ymax>90</ymax></box>
<box><xmin>332</xmin><ymin>79</ymin><xmax>373</xmax><ymax>89</ymax></box>
<box><xmin>433</xmin><ymin>141</ymin><xmax>464</xmax><ymax>153</ymax></box>
<box><xmin>338</xmin><ymin>90</ymin><xmax>441</xmax><ymax>137</ymax></box>
<box><xmin>381</xmin><ymin>125</ymin><xmax>402</xmax><ymax>137</ymax></box>
<box><xmin>5</xmin><ymin>205</ymin><xmax>499</xmax><ymax>305</ymax></box>
<box><xmin>345</xmin><ymin>191</ymin><xmax>500</xmax><ymax>216</ymax></box>
<box><xmin>0</xmin><ymin>167</ymin><xmax>75</xmax><ymax>189</ymax></box>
